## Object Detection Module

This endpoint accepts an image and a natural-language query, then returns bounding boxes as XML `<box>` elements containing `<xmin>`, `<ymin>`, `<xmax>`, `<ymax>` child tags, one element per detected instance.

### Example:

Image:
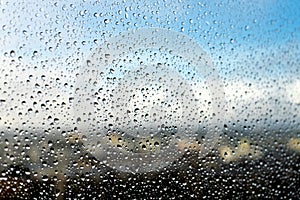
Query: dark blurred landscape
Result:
<box><xmin>0</xmin><ymin>129</ymin><xmax>299</xmax><ymax>199</ymax></box>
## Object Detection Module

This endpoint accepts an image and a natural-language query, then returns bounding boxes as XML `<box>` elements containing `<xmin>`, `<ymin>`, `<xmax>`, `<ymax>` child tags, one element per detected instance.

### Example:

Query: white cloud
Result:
<box><xmin>286</xmin><ymin>80</ymin><xmax>300</xmax><ymax>105</ymax></box>
<box><xmin>1</xmin><ymin>49</ymin><xmax>299</xmax><ymax>132</ymax></box>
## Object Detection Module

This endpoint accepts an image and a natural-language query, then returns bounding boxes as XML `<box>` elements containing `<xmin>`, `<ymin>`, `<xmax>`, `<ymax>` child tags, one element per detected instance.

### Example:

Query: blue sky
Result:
<box><xmin>1</xmin><ymin>0</ymin><xmax>299</xmax><ymax>74</ymax></box>
<box><xmin>1</xmin><ymin>1</ymin><xmax>299</xmax><ymax>51</ymax></box>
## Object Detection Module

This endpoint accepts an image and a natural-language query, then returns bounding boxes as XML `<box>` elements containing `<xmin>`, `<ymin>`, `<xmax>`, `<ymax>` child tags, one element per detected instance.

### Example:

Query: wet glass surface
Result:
<box><xmin>0</xmin><ymin>0</ymin><xmax>299</xmax><ymax>199</ymax></box>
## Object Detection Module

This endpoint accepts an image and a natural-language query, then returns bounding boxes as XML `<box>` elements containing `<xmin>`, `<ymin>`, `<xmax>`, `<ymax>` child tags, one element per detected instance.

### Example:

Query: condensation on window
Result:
<box><xmin>0</xmin><ymin>0</ymin><xmax>299</xmax><ymax>199</ymax></box>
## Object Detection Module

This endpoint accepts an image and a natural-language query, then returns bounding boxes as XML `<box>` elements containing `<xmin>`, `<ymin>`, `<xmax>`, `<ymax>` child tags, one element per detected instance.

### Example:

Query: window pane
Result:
<box><xmin>0</xmin><ymin>0</ymin><xmax>299</xmax><ymax>199</ymax></box>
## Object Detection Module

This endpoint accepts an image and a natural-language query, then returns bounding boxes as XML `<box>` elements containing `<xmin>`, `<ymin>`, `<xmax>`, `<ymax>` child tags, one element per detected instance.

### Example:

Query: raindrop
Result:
<box><xmin>104</xmin><ymin>19</ymin><xmax>110</xmax><ymax>25</ymax></box>
<box><xmin>10</xmin><ymin>50</ymin><xmax>15</xmax><ymax>57</ymax></box>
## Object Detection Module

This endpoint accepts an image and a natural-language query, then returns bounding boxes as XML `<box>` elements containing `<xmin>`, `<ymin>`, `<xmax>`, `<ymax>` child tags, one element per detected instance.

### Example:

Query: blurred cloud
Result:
<box><xmin>0</xmin><ymin>53</ymin><xmax>299</xmax><ymax>132</ymax></box>
<box><xmin>287</xmin><ymin>80</ymin><xmax>300</xmax><ymax>105</ymax></box>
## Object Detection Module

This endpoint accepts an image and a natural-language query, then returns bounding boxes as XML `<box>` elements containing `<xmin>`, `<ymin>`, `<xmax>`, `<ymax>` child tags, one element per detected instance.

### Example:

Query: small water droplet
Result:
<box><xmin>10</xmin><ymin>50</ymin><xmax>15</xmax><ymax>57</ymax></box>
<box><xmin>104</xmin><ymin>19</ymin><xmax>110</xmax><ymax>25</ymax></box>
<box><xmin>42</xmin><ymin>175</ymin><xmax>48</xmax><ymax>182</ymax></box>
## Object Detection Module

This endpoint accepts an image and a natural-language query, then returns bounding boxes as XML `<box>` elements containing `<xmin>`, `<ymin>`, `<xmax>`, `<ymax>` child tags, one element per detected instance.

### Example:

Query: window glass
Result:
<box><xmin>0</xmin><ymin>0</ymin><xmax>299</xmax><ymax>199</ymax></box>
